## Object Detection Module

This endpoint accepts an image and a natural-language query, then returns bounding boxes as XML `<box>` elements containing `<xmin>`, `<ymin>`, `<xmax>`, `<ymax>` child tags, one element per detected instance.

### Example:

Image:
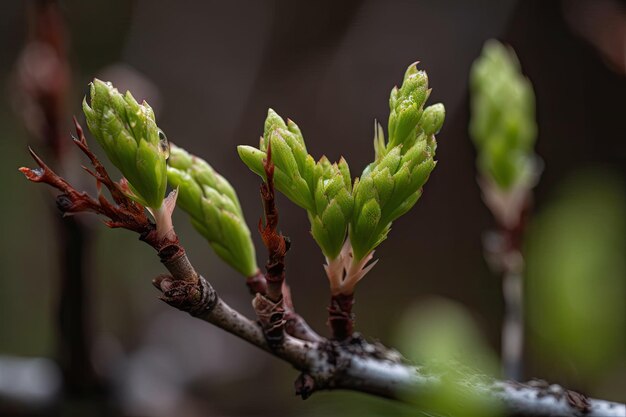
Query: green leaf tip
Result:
<box><xmin>82</xmin><ymin>79</ymin><xmax>168</xmax><ymax>209</ymax></box>
<box><xmin>168</xmin><ymin>144</ymin><xmax>258</xmax><ymax>277</ymax></box>
<box><xmin>469</xmin><ymin>40</ymin><xmax>539</xmax><ymax>190</ymax></box>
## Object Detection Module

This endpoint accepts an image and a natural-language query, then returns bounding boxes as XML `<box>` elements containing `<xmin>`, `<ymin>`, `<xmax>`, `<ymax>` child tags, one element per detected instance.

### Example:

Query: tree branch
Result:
<box><xmin>152</xmin><ymin>270</ymin><xmax>624</xmax><ymax>417</ymax></box>
<box><xmin>21</xmin><ymin>132</ymin><xmax>624</xmax><ymax>417</ymax></box>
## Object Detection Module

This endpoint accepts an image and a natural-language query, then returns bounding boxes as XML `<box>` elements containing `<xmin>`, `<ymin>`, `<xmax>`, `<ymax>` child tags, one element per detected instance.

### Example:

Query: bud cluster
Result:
<box><xmin>350</xmin><ymin>63</ymin><xmax>445</xmax><ymax>261</ymax></box>
<box><xmin>239</xmin><ymin>110</ymin><xmax>353</xmax><ymax>260</ymax></box>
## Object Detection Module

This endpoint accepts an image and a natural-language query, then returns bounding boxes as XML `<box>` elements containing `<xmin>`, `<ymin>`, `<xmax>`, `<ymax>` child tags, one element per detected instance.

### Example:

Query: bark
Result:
<box><xmin>327</xmin><ymin>292</ymin><xmax>354</xmax><ymax>341</ymax></box>
<box><xmin>152</xmin><ymin>265</ymin><xmax>625</xmax><ymax>417</ymax></box>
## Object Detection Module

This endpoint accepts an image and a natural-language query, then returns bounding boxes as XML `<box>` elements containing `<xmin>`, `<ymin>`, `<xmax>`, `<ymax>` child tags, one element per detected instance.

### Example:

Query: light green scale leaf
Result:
<box><xmin>372</xmin><ymin>168</ymin><xmax>394</xmax><ymax>210</ymax></box>
<box><xmin>135</xmin><ymin>139</ymin><xmax>166</xmax><ymax>208</ymax></box>
<box><xmin>338</xmin><ymin>157</ymin><xmax>352</xmax><ymax>191</ymax></box>
<box><xmin>356</xmin><ymin>199</ymin><xmax>381</xmax><ymax>242</ymax></box>
<box><xmin>334</xmin><ymin>188</ymin><xmax>353</xmax><ymax>218</ymax></box>
<box><xmin>310</xmin><ymin>215</ymin><xmax>332</xmax><ymax>257</ymax></box>
<box><xmin>167</xmin><ymin>168</ymin><xmax>203</xmax><ymax>217</ymax></box>
<box><xmin>269</xmin><ymin>132</ymin><xmax>300</xmax><ymax>179</ymax></box>
<box><xmin>375</xmin><ymin>146</ymin><xmax>402</xmax><ymax>176</ymax></box>
<box><xmin>353</xmin><ymin>175</ymin><xmax>375</xmax><ymax>214</ymax></box>
<box><xmin>237</xmin><ymin>145</ymin><xmax>267</xmax><ymax>179</ymax></box>
<box><xmin>420</xmin><ymin>103</ymin><xmax>446</xmax><ymax>136</ymax></box>
<box><xmin>322</xmin><ymin>202</ymin><xmax>348</xmax><ymax>259</ymax></box>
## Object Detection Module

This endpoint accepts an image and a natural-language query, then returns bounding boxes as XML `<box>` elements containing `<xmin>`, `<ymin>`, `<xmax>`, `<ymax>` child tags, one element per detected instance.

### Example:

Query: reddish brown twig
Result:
<box><xmin>20</xmin><ymin>120</ymin><xmax>183</xmax><ymax>262</ymax></box>
<box><xmin>253</xmin><ymin>143</ymin><xmax>288</xmax><ymax>346</ymax></box>
<box><xmin>248</xmin><ymin>143</ymin><xmax>322</xmax><ymax>343</ymax></box>
<box><xmin>328</xmin><ymin>293</ymin><xmax>355</xmax><ymax>341</ymax></box>
<box><xmin>247</xmin><ymin>265</ymin><xmax>322</xmax><ymax>343</ymax></box>
<box><xmin>246</xmin><ymin>269</ymin><xmax>268</xmax><ymax>295</ymax></box>
<box><xmin>258</xmin><ymin>143</ymin><xmax>288</xmax><ymax>301</ymax></box>
<box><xmin>479</xmin><ymin>177</ymin><xmax>533</xmax><ymax>381</ymax></box>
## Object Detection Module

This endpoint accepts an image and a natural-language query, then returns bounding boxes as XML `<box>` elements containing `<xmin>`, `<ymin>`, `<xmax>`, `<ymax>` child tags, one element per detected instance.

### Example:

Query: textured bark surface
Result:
<box><xmin>154</xmin><ymin>276</ymin><xmax>625</xmax><ymax>417</ymax></box>
<box><xmin>328</xmin><ymin>292</ymin><xmax>355</xmax><ymax>341</ymax></box>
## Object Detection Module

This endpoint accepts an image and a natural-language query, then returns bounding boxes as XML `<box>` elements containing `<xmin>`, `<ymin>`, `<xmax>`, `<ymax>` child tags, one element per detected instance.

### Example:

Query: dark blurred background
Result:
<box><xmin>0</xmin><ymin>1</ymin><xmax>624</xmax><ymax>416</ymax></box>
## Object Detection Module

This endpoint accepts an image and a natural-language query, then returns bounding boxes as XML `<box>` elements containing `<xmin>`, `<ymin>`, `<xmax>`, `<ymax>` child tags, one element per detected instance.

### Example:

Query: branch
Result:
<box><xmin>152</xmin><ymin>270</ymin><xmax>624</xmax><ymax>417</ymax></box>
<box><xmin>21</xmin><ymin>132</ymin><xmax>624</xmax><ymax>417</ymax></box>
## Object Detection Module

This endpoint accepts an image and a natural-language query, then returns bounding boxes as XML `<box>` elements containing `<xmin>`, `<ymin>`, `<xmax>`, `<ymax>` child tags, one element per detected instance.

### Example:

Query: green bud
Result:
<box><xmin>349</xmin><ymin>63</ymin><xmax>443</xmax><ymax>260</ymax></box>
<box><xmin>469</xmin><ymin>40</ymin><xmax>538</xmax><ymax>190</ymax></box>
<box><xmin>168</xmin><ymin>144</ymin><xmax>257</xmax><ymax>277</ymax></box>
<box><xmin>309</xmin><ymin>158</ymin><xmax>354</xmax><ymax>259</ymax></box>
<box><xmin>421</xmin><ymin>103</ymin><xmax>446</xmax><ymax>136</ymax></box>
<box><xmin>239</xmin><ymin>109</ymin><xmax>354</xmax><ymax>260</ymax></box>
<box><xmin>388</xmin><ymin>64</ymin><xmax>429</xmax><ymax>149</ymax></box>
<box><xmin>83</xmin><ymin>79</ymin><xmax>168</xmax><ymax>209</ymax></box>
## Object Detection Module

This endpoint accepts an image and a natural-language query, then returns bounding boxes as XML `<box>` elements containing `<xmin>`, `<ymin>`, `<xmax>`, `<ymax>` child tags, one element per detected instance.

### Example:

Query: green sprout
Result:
<box><xmin>168</xmin><ymin>144</ymin><xmax>258</xmax><ymax>277</ymax></box>
<box><xmin>239</xmin><ymin>63</ymin><xmax>444</xmax><ymax>295</ymax></box>
<box><xmin>469</xmin><ymin>40</ymin><xmax>538</xmax><ymax>190</ymax></box>
<box><xmin>82</xmin><ymin>79</ymin><xmax>173</xmax><ymax>238</ymax></box>
<box><xmin>349</xmin><ymin>64</ymin><xmax>444</xmax><ymax>262</ymax></box>
<box><xmin>83</xmin><ymin>79</ymin><xmax>169</xmax><ymax>209</ymax></box>
<box><xmin>238</xmin><ymin>110</ymin><xmax>353</xmax><ymax>262</ymax></box>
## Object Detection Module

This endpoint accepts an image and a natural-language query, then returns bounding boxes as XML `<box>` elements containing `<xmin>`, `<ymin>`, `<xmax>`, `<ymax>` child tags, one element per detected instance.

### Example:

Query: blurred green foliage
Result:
<box><xmin>395</xmin><ymin>298</ymin><xmax>501</xmax><ymax>417</ymax></box>
<box><xmin>526</xmin><ymin>170</ymin><xmax>626</xmax><ymax>377</ymax></box>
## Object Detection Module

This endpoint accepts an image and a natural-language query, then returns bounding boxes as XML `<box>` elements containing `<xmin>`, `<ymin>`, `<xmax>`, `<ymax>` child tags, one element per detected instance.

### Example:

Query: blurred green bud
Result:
<box><xmin>83</xmin><ymin>79</ymin><xmax>169</xmax><ymax>209</ymax></box>
<box><xmin>168</xmin><ymin>144</ymin><xmax>257</xmax><ymax>277</ymax></box>
<box><xmin>350</xmin><ymin>64</ymin><xmax>443</xmax><ymax>261</ymax></box>
<box><xmin>239</xmin><ymin>109</ymin><xmax>353</xmax><ymax>260</ymax></box>
<box><xmin>469</xmin><ymin>40</ymin><xmax>538</xmax><ymax>190</ymax></box>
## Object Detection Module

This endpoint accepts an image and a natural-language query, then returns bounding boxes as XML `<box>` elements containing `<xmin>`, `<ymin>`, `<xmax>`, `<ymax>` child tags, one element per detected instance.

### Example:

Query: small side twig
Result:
<box><xmin>254</xmin><ymin>142</ymin><xmax>288</xmax><ymax>346</ymax></box>
<box><xmin>328</xmin><ymin>293</ymin><xmax>355</xmax><ymax>342</ymax></box>
<box><xmin>480</xmin><ymin>177</ymin><xmax>532</xmax><ymax>381</ymax></box>
<box><xmin>20</xmin><ymin>120</ymin><xmax>187</xmax><ymax>268</ymax></box>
